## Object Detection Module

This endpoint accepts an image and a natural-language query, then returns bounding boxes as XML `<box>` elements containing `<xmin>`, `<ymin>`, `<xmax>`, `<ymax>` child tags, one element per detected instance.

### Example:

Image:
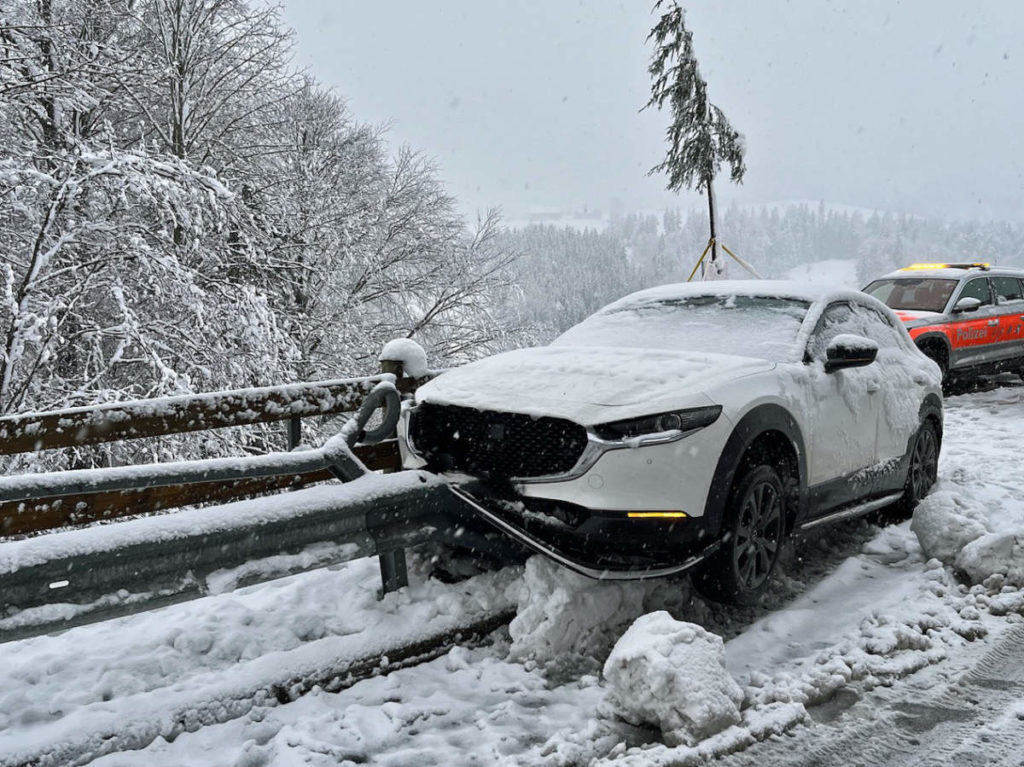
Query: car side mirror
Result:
<box><xmin>824</xmin><ymin>334</ymin><xmax>879</xmax><ymax>373</ymax></box>
<box><xmin>953</xmin><ymin>296</ymin><xmax>982</xmax><ymax>313</ymax></box>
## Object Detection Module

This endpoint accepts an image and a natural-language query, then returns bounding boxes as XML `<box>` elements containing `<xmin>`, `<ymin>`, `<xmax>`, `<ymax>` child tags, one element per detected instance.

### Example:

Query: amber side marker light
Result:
<box><xmin>627</xmin><ymin>512</ymin><xmax>688</xmax><ymax>519</ymax></box>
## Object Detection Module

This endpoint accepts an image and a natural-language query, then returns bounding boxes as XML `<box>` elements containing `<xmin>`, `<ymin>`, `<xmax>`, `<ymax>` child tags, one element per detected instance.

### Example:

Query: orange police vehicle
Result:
<box><xmin>863</xmin><ymin>263</ymin><xmax>1024</xmax><ymax>389</ymax></box>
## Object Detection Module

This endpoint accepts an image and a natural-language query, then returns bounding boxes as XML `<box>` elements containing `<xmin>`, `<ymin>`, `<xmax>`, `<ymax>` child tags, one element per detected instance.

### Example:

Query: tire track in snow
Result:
<box><xmin>719</xmin><ymin>622</ymin><xmax>1024</xmax><ymax>767</ymax></box>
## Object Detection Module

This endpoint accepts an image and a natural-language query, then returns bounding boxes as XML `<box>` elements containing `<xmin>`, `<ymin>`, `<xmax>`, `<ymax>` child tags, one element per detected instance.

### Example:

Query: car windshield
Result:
<box><xmin>551</xmin><ymin>295</ymin><xmax>811</xmax><ymax>361</ymax></box>
<box><xmin>862</xmin><ymin>278</ymin><xmax>958</xmax><ymax>313</ymax></box>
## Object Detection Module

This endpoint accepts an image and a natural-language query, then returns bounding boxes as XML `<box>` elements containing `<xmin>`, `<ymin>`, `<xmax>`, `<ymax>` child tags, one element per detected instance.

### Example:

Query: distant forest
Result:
<box><xmin>499</xmin><ymin>205</ymin><xmax>1024</xmax><ymax>339</ymax></box>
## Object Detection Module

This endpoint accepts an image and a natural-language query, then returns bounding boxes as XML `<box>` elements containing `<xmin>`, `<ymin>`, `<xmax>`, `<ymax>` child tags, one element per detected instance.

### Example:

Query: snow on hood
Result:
<box><xmin>415</xmin><ymin>345</ymin><xmax>770</xmax><ymax>424</ymax></box>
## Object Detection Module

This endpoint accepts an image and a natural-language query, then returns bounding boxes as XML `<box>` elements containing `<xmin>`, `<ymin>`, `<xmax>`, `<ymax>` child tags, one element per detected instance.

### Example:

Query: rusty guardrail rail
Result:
<box><xmin>0</xmin><ymin>374</ymin><xmax>414</xmax><ymax>537</ymax></box>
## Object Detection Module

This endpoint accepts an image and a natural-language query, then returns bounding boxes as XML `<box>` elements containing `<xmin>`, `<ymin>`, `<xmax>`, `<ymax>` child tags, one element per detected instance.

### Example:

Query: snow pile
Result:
<box><xmin>911</xmin><ymin>486</ymin><xmax>990</xmax><ymax>564</ymax></box>
<box><xmin>507</xmin><ymin>556</ymin><xmax>681</xmax><ymax>668</ymax></box>
<box><xmin>602</xmin><ymin>611</ymin><xmax>743</xmax><ymax>747</ymax></box>
<box><xmin>379</xmin><ymin>338</ymin><xmax>429</xmax><ymax>378</ymax></box>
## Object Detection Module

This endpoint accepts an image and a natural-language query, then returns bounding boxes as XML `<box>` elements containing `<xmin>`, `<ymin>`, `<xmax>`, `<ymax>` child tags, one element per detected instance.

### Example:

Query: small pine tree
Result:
<box><xmin>644</xmin><ymin>1</ymin><xmax>746</xmax><ymax>278</ymax></box>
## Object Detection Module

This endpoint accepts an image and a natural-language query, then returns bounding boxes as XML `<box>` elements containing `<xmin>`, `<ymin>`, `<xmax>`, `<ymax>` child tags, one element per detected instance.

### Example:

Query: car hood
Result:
<box><xmin>415</xmin><ymin>346</ymin><xmax>773</xmax><ymax>425</ymax></box>
<box><xmin>894</xmin><ymin>310</ymin><xmax>946</xmax><ymax>328</ymax></box>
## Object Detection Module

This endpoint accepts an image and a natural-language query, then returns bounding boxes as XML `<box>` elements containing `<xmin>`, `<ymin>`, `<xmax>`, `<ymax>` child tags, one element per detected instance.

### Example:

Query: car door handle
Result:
<box><xmin>988</xmin><ymin>320</ymin><xmax>1000</xmax><ymax>326</ymax></box>
<box><xmin>866</xmin><ymin>381</ymin><xmax>880</xmax><ymax>393</ymax></box>
<box><xmin>1019</xmin><ymin>315</ymin><xmax>1024</xmax><ymax>321</ymax></box>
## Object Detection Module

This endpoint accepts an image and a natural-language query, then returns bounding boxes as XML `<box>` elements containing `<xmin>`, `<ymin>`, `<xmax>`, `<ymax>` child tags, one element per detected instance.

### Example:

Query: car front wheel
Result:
<box><xmin>695</xmin><ymin>464</ymin><xmax>786</xmax><ymax>605</ymax></box>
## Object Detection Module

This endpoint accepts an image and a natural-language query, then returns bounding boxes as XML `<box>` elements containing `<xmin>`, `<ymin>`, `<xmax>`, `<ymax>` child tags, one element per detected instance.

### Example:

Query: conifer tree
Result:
<box><xmin>644</xmin><ymin>1</ymin><xmax>746</xmax><ymax>278</ymax></box>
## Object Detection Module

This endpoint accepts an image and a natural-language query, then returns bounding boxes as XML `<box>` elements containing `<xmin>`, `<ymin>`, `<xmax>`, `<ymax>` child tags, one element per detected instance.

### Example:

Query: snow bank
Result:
<box><xmin>602</xmin><ymin>611</ymin><xmax>743</xmax><ymax>747</ymax></box>
<box><xmin>911</xmin><ymin>388</ymin><xmax>1024</xmax><ymax>586</ymax></box>
<box><xmin>507</xmin><ymin>557</ymin><xmax>681</xmax><ymax>668</ymax></box>
<box><xmin>379</xmin><ymin>338</ymin><xmax>428</xmax><ymax>378</ymax></box>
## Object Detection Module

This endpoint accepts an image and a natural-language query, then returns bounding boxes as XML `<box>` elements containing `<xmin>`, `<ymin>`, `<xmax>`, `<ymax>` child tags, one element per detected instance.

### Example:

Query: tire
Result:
<box><xmin>889</xmin><ymin>420</ymin><xmax>940</xmax><ymax>519</ymax></box>
<box><xmin>917</xmin><ymin>340</ymin><xmax>951</xmax><ymax>392</ymax></box>
<box><xmin>695</xmin><ymin>464</ymin><xmax>787</xmax><ymax>606</ymax></box>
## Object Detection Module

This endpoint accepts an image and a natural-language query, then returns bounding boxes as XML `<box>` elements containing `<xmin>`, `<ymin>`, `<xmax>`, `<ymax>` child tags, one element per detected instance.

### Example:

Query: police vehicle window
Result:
<box><xmin>862</xmin><ymin>278</ymin><xmax>957</xmax><ymax>313</ymax></box>
<box><xmin>959</xmin><ymin>278</ymin><xmax>993</xmax><ymax>306</ymax></box>
<box><xmin>991</xmin><ymin>276</ymin><xmax>1024</xmax><ymax>304</ymax></box>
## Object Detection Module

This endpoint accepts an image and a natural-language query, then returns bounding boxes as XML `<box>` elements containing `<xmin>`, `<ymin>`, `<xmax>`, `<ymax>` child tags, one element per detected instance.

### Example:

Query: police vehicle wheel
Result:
<box><xmin>695</xmin><ymin>464</ymin><xmax>786</xmax><ymax>606</ymax></box>
<box><xmin>917</xmin><ymin>341</ymin><xmax>948</xmax><ymax>382</ymax></box>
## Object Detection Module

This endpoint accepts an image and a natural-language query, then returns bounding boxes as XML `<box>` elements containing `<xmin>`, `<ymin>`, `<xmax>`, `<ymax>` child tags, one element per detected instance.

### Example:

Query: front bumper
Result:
<box><xmin>447</xmin><ymin>482</ymin><xmax>721</xmax><ymax>580</ymax></box>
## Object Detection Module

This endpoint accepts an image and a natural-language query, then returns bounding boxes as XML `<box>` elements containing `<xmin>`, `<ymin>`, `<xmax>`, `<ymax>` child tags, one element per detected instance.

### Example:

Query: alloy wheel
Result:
<box><xmin>909</xmin><ymin>425</ymin><xmax>939</xmax><ymax>501</ymax></box>
<box><xmin>732</xmin><ymin>478</ymin><xmax>783</xmax><ymax>591</ymax></box>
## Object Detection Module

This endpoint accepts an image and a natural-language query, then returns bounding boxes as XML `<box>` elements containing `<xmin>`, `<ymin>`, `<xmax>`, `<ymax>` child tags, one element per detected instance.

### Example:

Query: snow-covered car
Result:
<box><xmin>862</xmin><ymin>262</ymin><xmax>1024</xmax><ymax>389</ymax></box>
<box><xmin>398</xmin><ymin>281</ymin><xmax>943</xmax><ymax>604</ymax></box>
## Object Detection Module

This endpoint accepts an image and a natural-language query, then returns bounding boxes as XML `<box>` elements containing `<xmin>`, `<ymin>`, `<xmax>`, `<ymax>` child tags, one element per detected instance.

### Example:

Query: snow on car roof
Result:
<box><xmin>601</xmin><ymin>279</ymin><xmax>872</xmax><ymax>311</ymax></box>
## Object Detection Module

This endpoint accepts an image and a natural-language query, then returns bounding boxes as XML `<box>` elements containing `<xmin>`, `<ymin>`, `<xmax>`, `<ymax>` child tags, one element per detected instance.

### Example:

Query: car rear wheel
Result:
<box><xmin>695</xmin><ymin>464</ymin><xmax>786</xmax><ymax>605</ymax></box>
<box><xmin>890</xmin><ymin>420</ymin><xmax>939</xmax><ymax>519</ymax></box>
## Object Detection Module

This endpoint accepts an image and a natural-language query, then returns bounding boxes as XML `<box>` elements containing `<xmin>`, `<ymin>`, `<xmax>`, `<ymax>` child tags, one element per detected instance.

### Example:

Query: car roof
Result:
<box><xmin>877</xmin><ymin>263</ymin><xmax>1024</xmax><ymax>280</ymax></box>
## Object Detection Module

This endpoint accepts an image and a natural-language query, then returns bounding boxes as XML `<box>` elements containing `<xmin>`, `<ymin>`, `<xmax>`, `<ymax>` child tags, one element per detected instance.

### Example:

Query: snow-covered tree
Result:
<box><xmin>644</xmin><ymin>1</ymin><xmax>745</xmax><ymax>278</ymax></box>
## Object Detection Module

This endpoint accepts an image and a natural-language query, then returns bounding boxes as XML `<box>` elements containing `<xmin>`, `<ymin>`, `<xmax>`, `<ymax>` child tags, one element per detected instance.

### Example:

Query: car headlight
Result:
<box><xmin>591</xmin><ymin>405</ymin><xmax>722</xmax><ymax>441</ymax></box>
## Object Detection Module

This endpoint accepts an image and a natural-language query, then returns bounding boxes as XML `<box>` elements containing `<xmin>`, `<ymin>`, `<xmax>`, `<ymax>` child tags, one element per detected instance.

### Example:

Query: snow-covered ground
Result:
<box><xmin>783</xmin><ymin>258</ymin><xmax>859</xmax><ymax>287</ymax></box>
<box><xmin>5</xmin><ymin>382</ymin><xmax>1024</xmax><ymax>766</ymax></box>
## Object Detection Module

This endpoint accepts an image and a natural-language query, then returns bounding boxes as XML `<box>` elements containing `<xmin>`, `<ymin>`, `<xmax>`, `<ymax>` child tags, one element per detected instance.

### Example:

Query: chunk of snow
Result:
<box><xmin>602</xmin><ymin>611</ymin><xmax>743</xmax><ymax>747</ymax></box>
<box><xmin>955</xmin><ymin>533</ymin><xmax>1024</xmax><ymax>586</ymax></box>
<box><xmin>379</xmin><ymin>338</ymin><xmax>428</xmax><ymax>378</ymax></box>
<box><xmin>910</xmin><ymin>487</ymin><xmax>990</xmax><ymax>565</ymax></box>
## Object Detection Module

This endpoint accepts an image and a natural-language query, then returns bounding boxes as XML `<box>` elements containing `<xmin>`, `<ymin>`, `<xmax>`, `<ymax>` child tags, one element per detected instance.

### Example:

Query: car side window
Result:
<box><xmin>857</xmin><ymin>305</ymin><xmax>905</xmax><ymax>349</ymax></box>
<box><xmin>958</xmin><ymin>277</ymin><xmax>993</xmax><ymax>307</ymax></box>
<box><xmin>806</xmin><ymin>303</ymin><xmax>855</xmax><ymax>361</ymax></box>
<box><xmin>992</xmin><ymin>276</ymin><xmax>1024</xmax><ymax>305</ymax></box>
<box><xmin>807</xmin><ymin>302</ymin><xmax>902</xmax><ymax>362</ymax></box>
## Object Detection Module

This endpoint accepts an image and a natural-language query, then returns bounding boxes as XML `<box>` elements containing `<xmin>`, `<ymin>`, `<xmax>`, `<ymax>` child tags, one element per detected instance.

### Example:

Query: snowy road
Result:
<box><xmin>5</xmin><ymin>383</ymin><xmax>1024</xmax><ymax>766</ymax></box>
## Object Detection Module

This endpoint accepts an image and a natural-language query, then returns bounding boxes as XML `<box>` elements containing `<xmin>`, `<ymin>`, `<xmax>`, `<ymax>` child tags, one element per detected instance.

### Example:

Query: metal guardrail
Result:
<box><xmin>0</xmin><ymin>471</ymin><xmax>474</xmax><ymax>644</ymax></box>
<box><xmin>0</xmin><ymin>351</ymin><xmax>459</xmax><ymax>640</ymax></box>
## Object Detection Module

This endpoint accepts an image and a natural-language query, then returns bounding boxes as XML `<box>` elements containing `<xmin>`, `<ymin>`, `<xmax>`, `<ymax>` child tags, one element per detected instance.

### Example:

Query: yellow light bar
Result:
<box><xmin>627</xmin><ymin>512</ymin><xmax>688</xmax><ymax>519</ymax></box>
<box><xmin>899</xmin><ymin>262</ymin><xmax>990</xmax><ymax>271</ymax></box>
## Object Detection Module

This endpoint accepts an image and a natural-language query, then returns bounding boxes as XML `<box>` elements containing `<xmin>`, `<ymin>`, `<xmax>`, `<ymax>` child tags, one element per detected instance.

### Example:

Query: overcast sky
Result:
<box><xmin>279</xmin><ymin>1</ymin><xmax>1024</xmax><ymax>223</ymax></box>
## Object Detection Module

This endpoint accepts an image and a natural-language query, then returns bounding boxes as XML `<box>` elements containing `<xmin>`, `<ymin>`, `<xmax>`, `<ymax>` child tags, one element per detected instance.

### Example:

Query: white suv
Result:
<box><xmin>400</xmin><ymin>281</ymin><xmax>943</xmax><ymax>604</ymax></box>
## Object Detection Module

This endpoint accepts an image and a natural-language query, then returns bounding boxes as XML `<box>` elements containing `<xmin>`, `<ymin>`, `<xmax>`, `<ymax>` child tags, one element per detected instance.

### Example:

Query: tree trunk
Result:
<box><xmin>704</xmin><ymin>175</ymin><xmax>720</xmax><ymax>280</ymax></box>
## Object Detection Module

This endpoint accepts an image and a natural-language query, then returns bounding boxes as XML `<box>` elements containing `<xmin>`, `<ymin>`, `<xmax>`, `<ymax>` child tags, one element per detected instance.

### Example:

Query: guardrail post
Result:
<box><xmin>286</xmin><ymin>415</ymin><xmax>302</xmax><ymax>450</ymax></box>
<box><xmin>378</xmin><ymin>548</ymin><xmax>408</xmax><ymax>596</ymax></box>
<box><xmin>377</xmin><ymin>352</ymin><xmax>409</xmax><ymax>596</ymax></box>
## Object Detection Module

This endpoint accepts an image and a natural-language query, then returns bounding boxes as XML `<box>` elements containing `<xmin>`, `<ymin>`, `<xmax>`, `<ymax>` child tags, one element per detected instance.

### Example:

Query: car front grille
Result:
<box><xmin>409</xmin><ymin>403</ymin><xmax>588</xmax><ymax>478</ymax></box>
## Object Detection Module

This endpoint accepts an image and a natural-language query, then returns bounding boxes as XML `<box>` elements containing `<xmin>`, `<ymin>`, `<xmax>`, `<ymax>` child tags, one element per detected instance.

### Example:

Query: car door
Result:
<box><xmin>849</xmin><ymin>302</ymin><xmax>927</xmax><ymax>472</ymax></box>
<box><xmin>948</xmin><ymin>277</ymin><xmax>999</xmax><ymax>369</ymax></box>
<box><xmin>990</xmin><ymin>275</ymin><xmax>1024</xmax><ymax>367</ymax></box>
<box><xmin>802</xmin><ymin>302</ymin><xmax>884</xmax><ymax>501</ymax></box>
